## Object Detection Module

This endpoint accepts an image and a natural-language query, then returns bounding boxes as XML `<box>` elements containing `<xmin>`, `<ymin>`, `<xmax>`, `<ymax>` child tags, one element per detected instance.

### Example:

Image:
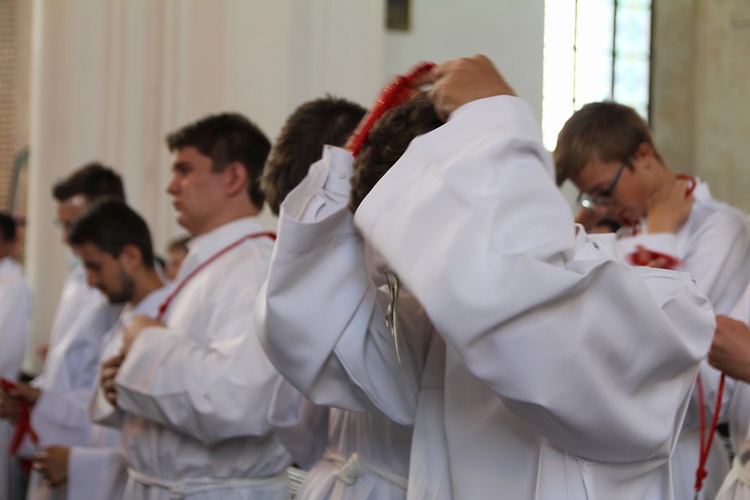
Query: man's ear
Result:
<box><xmin>225</xmin><ymin>161</ymin><xmax>249</xmax><ymax>197</ymax></box>
<box><xmin>119</xmin><ymin>243</ymin><xmax>142</xmax><ymax>271</ymax></box>
<box><xmin>631</xmin><ymin>142</ymin><xmax>657</xmax><ymax>173</ymax></box>
<box><xmin>635</xmin><ymin>142</ymin><xmax>655</xmax><ymax>161</ymax></box>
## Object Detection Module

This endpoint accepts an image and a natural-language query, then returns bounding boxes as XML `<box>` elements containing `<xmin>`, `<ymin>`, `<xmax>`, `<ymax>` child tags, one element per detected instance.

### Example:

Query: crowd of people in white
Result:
<box><xmin>2</xmin><ymin>55</ymin><xmax>750</xmax><ymax>499</ymax></box>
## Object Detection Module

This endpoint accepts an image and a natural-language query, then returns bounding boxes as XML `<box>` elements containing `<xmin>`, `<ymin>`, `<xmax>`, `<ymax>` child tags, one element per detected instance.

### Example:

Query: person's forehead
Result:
<box><xmin>57</xmin><ymin>194</ymin><xmax>90</xmax><ymax>216</ymax></box>
<box><xmin>77</xmin><ymin>241</ymin><xmax>114</xmax><ymax>261</ymax></box>
<box><xmin>172</xmin><ymin>146</ymin><xmax>212</xmax><ymax>165</ymax></box>
<box><xmin>571</xmin><ymin>159</ymin><xmax>619</xmax><ymax>192</ymax></box>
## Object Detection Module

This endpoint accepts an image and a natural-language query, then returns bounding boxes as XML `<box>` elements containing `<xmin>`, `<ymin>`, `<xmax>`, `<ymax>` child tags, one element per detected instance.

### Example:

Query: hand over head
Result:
<box><xmin>428</xmin><ymin>54</ymin><xmax>515</xmax><ymax>120</ymax></box>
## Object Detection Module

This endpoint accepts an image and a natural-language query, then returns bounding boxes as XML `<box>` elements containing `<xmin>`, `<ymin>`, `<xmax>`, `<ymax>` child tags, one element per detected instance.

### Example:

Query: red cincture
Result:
<box><xmin>157</xmin><ymin>232</ymin><xmax>276</xmax><ymax>322</ymax></box>
<box><xmin>347</xmin><ymin>61</ymin><xmax>436</xmax><ymax>158</ymax></box>
<box><xmin>0</xmin><ymin>378</ymin><xmax>39</xmax><ymax>458</ymax></box>
<box><xmin>694</xmin><ymin>373</ymin><xmax>726</xmax><ymax>494</ymax></box>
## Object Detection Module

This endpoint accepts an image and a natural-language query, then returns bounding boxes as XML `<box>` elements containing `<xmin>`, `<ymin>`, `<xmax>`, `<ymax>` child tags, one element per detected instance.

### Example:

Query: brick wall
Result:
<box><xmin>0</xmin><ymin>0</ymin><xmax>30</xmax><ymax>215</ymax></box>
<box><xmin>0</xmin><ymin>0</ymin><xmax>14</xmax><ymax>210</ymax></box>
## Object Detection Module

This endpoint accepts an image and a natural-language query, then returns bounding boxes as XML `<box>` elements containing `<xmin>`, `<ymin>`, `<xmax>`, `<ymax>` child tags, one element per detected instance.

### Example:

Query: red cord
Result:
<box><xmin>694</xmin><ymin>372</ymin><xmax>726</xmax><ymax>493</ymax></box>
<box><xmin>347</xmin><ymin>61</ymin><xmax>436</xmax><ymax>157</ymax></box>
<box><xmin>676</xmin><ymin>174</ymin><xmax>697</xmax><ymax>196</ymax></box>
<box><xmin>157</xmin><ymin>232</ymin><xmax>276</xmax><ymax>321</ymax></box>
<box><xmin>0</xmin><ymin>378</ymin><xmax>39</xmax><ymax>457</ymax></box>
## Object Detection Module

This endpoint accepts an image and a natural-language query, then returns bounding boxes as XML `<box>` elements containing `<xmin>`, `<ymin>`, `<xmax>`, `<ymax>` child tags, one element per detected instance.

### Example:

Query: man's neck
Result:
<box><xmin>131</xmin><ymin>269</ymin><xmax>165</xmax><ymax>306</ymax></box>
<box><xmin>650</xmin><ymin>161</ymin><xmax>676</xmax><ymax>191</ymax></box>
<box><xmin>191</xmin><ymin>203</ymin><xmax>261</xmax><ymax>237</ymax></box>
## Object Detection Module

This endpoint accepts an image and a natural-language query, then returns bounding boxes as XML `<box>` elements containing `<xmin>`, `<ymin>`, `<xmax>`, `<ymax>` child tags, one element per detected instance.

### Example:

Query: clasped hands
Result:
<box><xmin>100</xmin><ymin>315</ymin><xmax>163</xmax><ymax>407</ymax></box>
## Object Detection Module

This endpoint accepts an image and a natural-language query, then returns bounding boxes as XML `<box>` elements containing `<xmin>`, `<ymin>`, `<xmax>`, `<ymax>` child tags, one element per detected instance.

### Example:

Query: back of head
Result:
<box><xmin>350</xmin><ymin>94</ymin><xmax>444</xmax><ymax>212</ymax></box>
<box><xmin>166</xmin><ymin>113</ymin><xmax>271</xmax><ymax>209</ymax></box>
<box><xmin>52</xmin><ymin>162</ymin><xmax>126</xmax><ymax>203</ymax></box>
<box><xmin>554</xmin><ymin>101</ymin><xmax>660</xmax><ymax>186</ymax></box>
<box><xmin>262</xmin><ymin>96</ymin><xmax>366</xmax><ymax>216</ymax></box>
<box><xmin>69</xmin><ymin>198</ymin><xmax>154</xmax><ymax>268</ymax></box>
<box><xmin>0</xmin><ymin>212</ymin><xmax>16</xmax><ymax>243</ymax></box>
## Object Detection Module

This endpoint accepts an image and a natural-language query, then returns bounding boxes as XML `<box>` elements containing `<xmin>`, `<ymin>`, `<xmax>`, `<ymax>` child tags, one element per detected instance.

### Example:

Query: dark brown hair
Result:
<box><xmin>52</xmin><ymin>163</ymin><xmax>125</xmax><ymax>203</ymax></box>
<box><xmin>166</xmin><ymin>113</ymin><xmax>271</xmax><ymax>208</ymax></box>
<box><xmin>262</xmin><ymin>96</ymin><xmax>366</xmax><ymax>215</ymax></box>
<box><xmin>554</xmin><ymin>101</ymin><xmax>662</xmax><ymax>186</ymax></box>
<box><xmin>350</xmin><ymin>94</ymin><xmax>443</xmax><ymax>212</ymax></box>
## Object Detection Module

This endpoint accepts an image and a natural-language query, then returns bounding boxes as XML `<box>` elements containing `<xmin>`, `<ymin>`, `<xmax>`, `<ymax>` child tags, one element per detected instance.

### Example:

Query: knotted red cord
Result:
<box><xmin>347</xmin><ymin>61</ymin><xmax>436</xmax><ymax>158</ymax></box>
<box><xmin>628</xmin><ymin>246</ymin><xmax>681</xmax><ymax>269</ymax></box>
<box><xmin>694</xmin><ymin>372</ymin><xmax>726</xmax><ymax>494</ymax></box>
<box><xmin>0</xmin><ymin>378</ymin><xmax>39</xmax><ymax>456</ymax></box>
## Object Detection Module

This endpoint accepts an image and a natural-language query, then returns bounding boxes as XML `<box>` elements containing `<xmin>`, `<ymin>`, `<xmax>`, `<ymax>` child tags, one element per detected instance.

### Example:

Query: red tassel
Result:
<box><xmin>0</xmin><ymin>378</ymin><xmax>39</xmax><ymax>457</ymax></box>
<box><xmin>347</xmin><ymin>61</ymin><xmax>436</xmax><ymax>157</ymax></box>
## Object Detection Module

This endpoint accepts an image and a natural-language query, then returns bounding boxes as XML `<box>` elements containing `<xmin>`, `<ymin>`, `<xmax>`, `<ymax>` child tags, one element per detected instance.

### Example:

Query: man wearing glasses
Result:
<box><xmin>555</xmin><ymin>101</ymin><xmax>750</xmax><ymax>500</ymax></box>
<box><xmin>0</xmin><ymin>163</ymin><xmax>125</xmax><ymax>499</ymax></box>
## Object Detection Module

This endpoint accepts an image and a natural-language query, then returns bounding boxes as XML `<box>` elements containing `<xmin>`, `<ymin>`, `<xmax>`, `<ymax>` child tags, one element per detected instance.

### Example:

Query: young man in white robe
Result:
<box><xmin>99</xmin><ymin>113</ymin><xmax>291</xmax><ymax>499</ymax></box>
<box><xmin>555</xmin><ymin>101</ymin><xmax>750</xmax><ymax>499</ymax></box>
<box><xmin>0</xmin><ymin>212</ymin><xmax>31</xmax><ymax>500</ymax></box>
<box><xmin>0</xmin><ymin>164</ymin><xmax>126</xmax><ymax>500</ymax></box>
<box><xmin>263</xmin><ymin>95</ymin><xmax>416</xmax><ymax>499</ymax></box>
<box><xmin>19</xmin><ymin>198</ymin><xmax>168</xmax><ymax>500</ymax></box>
<box><xmin>256</xmin><ymin>55</ymin><xmax>716</xmax><ymax>499</ymax></box>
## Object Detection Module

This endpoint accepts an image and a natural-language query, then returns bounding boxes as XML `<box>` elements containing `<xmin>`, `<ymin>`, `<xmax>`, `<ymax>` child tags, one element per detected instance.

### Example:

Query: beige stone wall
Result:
<box><xmin>653</xmin><ymin>0</ymin><xmax>750</xmax><ymax>213</ymax></box>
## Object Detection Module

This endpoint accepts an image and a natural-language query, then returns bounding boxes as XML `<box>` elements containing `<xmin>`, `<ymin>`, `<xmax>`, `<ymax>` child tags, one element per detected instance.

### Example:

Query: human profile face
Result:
<box><xmin>571</xmin><ymin>157</ymin><xmax>650</xmax><ymax>226</ymax></box>
<box><xmin>76</xmin><ymin>242</ymin><xmax>134</xmax><ymax>304</ymax></box>
<box><xmin>55</xmin><ymin>194</ymin><xmax>90</xmax><ymax>244</ymax></box>
<box><xmin>165</xmin><ymin>147</ymin><xmax>229</xmax><ymax>236</ymax></box>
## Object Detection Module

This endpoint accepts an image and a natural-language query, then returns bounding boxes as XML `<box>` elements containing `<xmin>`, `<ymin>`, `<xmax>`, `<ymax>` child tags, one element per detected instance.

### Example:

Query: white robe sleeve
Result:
<box><xmin>257</xmin><ymin>148</ymin><xmax>433</xmax><ymax>426</ymax></box>
<box><xmin>616</xmin><ymin>203</ymin><xmax>750</xmax><ymax>315</ymax></box>
<box><xmin>354</xmin><ymin>95</ymin><xmax>715</xmax><ymax>461</ymax></box>
<box><xmin>268</xmin><ymin>378</ymin><xmax>329</xmax><ymax>470</ymax></box>
<box><xmin>115</xmin><ymin>259</ymin><xmax>280</xmax><ymax>446</ymax></box>
<box><xmin>89</xmin><ymin>334</ymin><xmax>125</xmax><ymax>429</ymax></box>
<box><xmin>17</xmin><ymin>301</ymin><xmax>118</xmax><ymax>458</ymax></box>
<box><xmin>0</xmin><ymin>263</ymin><xmax>29</xmax><ymax>379</ymax></box>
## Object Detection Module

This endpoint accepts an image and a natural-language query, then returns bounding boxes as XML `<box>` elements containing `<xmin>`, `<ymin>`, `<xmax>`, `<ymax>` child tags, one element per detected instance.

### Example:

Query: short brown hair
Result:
<box><xmin>350</xmin><ymin>94</ymin><xmax>443</xmax><ymax>212</ymax></box>
<box><xmin>166</xmin><ymin>113</ymin><xmax>271</xmax><ymax>209</ymax></box>
<box><xmin>554</xmin><ymin>101</ymin><xmax>661</xmax><ymax>186</ymax></box>
<box><xmin>262</xmin><ymin>96</ymin><xmax>366</xmax><ymax>216</ymax></box>
<box><xmin>52</xmin><ymin>162</ymin><xmax>126</xmax><ymax>203</ymax></box>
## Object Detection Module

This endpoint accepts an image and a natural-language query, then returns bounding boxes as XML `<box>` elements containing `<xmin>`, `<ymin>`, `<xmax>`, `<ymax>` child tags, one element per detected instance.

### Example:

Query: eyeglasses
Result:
<box><xmin>576</xmin><ymin>159</ymin><xmax>627</xmax><ymax>209</ymax></box>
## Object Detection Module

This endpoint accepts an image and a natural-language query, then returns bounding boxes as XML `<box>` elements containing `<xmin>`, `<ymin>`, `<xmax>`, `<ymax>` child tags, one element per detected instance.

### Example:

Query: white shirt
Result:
<box><xmin>54</xmin><ymin>285</ymin><xmax>170</xmax><ymax>500</ymax></box>
<box><xmin>0</xmin><ymin>256</ymin><xmax>30</xmax><ymax>379</ymax></box>
<box><xmin>258</xmin><ymin>97</ymin><xmax>716</xmax><ymax>499</ymax></box>
<box><xmin>0</xmin><ymin>255</ymin><xmax>31</xmax><ymax>500</ymax></box>
<box><xmin>21</xmin><ymin>280</ymin><xmax>122</xmax><ymax>499</ymax></box>
<box><xmin>114</xmin><ymin>217</ymin><xmax>291</xmax><ymax>500</ymax></box>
